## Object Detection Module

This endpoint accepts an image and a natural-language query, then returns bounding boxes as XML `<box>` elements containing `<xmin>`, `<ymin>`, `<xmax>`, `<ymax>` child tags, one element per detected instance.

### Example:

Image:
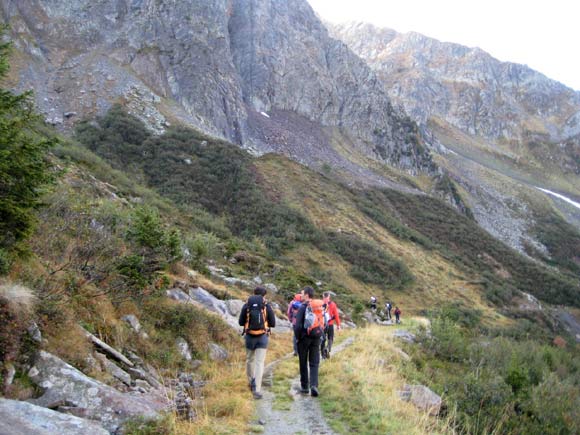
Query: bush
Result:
<box><xmin>325</xmin><ymin>231</ymin><xmax>414</xmax><ymax>289</ymax></box>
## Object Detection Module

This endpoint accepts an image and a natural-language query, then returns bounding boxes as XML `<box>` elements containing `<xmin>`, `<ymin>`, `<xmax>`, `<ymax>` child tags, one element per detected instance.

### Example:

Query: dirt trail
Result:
<box><xmin>255</xmin><ymin>337</ymin><xmax>355</xmax><ymax>435</ymax></box>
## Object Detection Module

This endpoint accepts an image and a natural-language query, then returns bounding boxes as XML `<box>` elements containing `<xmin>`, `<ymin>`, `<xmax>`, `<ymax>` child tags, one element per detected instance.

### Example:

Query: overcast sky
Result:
<box><xmin>308</xmin><ymin>0</ymin><xmax>580</xmax><ymax>92</ymax></box>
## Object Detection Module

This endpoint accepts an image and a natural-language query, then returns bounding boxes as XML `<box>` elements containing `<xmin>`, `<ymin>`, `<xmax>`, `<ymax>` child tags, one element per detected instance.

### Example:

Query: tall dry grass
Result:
<box><xmin>319</xmin><ymin>324</ymin><xmax>455</xmax><ymax>435</ymax></box>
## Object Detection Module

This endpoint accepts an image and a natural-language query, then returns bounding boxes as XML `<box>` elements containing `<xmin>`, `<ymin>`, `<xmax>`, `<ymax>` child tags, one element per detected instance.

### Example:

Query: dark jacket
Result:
<box><xmin>238</xmin><ymin>295</ymin><xmax>276</xmax><ymax>332</ymax></box>
<box><xmin>293</xmin><ymin>302</ymin><xmax>308</xmax><ymax>341</ymax></box>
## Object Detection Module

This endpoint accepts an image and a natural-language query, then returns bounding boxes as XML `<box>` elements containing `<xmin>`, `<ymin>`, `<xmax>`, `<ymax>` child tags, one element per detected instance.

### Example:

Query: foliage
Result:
<box><xmin>532</xmin><ymin>209</ymin><xmax>580</xmax><ymax>276</ymax></box>
<box><xmin>76</xmin><ymin>113</ymin><xmax>322</xmax><ymax>255</ymax></box>
<box><xmin>363</xmin><ymin>188</ymin><xmax>580</xmax><ymax>307</ymax></box>
<box><xmin>411</xmin><ymin>311</ymin><xmax>580</xmax><ymax>435</ymax></box>
<box><xmin>0</xmin><ymin>35</ymin><xmax>56</xmax><ymax>270</ymax></box>
<box><xmin>324</xmin><ymin>231</ymin><xmax>414</xmax><ymax>289</ymax></box>
<box><xmin>122</xmin><ymin>414</ymin><xmax>176</xmax><ymax>435</ymax></box>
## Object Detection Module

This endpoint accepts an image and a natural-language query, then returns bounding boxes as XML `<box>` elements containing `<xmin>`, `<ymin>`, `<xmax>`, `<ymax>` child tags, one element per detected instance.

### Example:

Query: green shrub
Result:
<box><xmin>0</xmin><ymin>36</ymin><xmax>56</xmax><ymax>270</ymax></box>
<box><xmin>325</xmin><ymin>231</ymin><xmax>414</xmax><ymax>289</ymax></box>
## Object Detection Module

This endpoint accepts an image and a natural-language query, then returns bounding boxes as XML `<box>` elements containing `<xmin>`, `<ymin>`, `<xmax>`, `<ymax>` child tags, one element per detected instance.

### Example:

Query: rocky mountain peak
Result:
<box><xmin>2</xmin><ymin>0</ymin><xmax>435</xmax><ymax>178</ymax></box>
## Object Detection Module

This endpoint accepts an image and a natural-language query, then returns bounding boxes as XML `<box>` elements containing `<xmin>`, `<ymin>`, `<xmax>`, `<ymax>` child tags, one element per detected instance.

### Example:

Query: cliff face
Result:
<box><xmin>329</xmin><ymin>22</ymin><xmax>580</xmax><ymax>252</ymax></box>
<box><xmin>330</xmin><ymin>22</ymin><xmax>580</xmax><ymax>142</ymax></box>
<box><xmin>0</xmin><ymin>0</ymin><xmax>434</xmax><ymax>174</ymax></box>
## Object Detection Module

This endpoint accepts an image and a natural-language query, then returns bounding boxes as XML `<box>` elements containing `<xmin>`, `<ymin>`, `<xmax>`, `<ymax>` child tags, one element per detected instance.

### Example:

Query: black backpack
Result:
<box><xmin>244</xmin><ymin>295</ymin><xmax>269</xmax><ymax>335</ymax></box>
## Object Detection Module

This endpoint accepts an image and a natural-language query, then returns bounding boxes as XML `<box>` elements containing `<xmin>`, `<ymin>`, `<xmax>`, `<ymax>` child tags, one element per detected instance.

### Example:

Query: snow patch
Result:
<box><xmin>260</xmin><ymin>111</ymin><xmax>270</xmax><ymax>118</ymax></box>
<box><xmin>535</xmin><ymin>187</ymin><xmax>580</xmax><ymax>210</ymax></box>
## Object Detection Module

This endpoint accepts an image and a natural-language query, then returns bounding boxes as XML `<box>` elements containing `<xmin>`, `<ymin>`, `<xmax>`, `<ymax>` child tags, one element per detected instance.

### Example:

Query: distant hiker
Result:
<box><xmin>394</xmin><ymin>306</ymin><xmax>401</xmax><ymax>324</ymax></box>
<box><xmin>369</xmin><ymin>296</ymin><xmax>377</xmax><ymax>311</ymax></box>
<box><xmin>287</xmin><ymin>293</ymin><xmax>303</xmax><ymax>356</ymax></box>
<box><xmin>322</xmin><ymin>291</ymin><xmax>341</xmax><ymax>357</ymax></box>
<box><xmin>385</xmin><ymin>301</ymin><xmax>392</xmax><ymax>320</ymax></box>
<box><xmin>239</xmin><ymin>286</ymin><xmax>276</xmax><ymax>400</ymax></box>
<box><xmin>294</xmin><ymin>286</ymin><xmax>324</xmax><ymax>397</ymax></box>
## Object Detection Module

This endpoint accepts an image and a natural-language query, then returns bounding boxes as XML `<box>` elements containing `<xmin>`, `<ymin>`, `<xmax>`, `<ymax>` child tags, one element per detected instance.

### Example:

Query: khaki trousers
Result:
<box><xmin>246</xmin><ymin>347</ymin><xmax>267</xmax><ymax>393</ymax></box>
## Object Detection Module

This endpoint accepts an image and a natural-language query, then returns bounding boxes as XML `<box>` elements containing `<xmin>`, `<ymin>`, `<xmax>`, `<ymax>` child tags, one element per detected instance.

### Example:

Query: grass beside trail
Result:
<box><xmin>318</xmin><ymin>324</ymin><xmax>451</xmax><ymax>435</ymax></box>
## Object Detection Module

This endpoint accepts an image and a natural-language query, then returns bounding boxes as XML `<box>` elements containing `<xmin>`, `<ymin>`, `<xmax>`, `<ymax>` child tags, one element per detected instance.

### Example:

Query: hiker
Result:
<box><xmin>322</xmin><ymin>291</ymin><xmax>341</xmax><ymax>357</ymax></box>
<box><xmin>394</xmin><ymin>306</ymin><xmax>401</xmax><ymax>324</ymax></box>
<box><xmin>238</xmin><ymin>286</ymin><xmax>276</xmax><ymax>400</ymax></box>
<box><xmin>385</xmin><ymin>301</ymin><xmax>392</xmax><ymax>320</ymax></box>
<box><xmin>287</xmin><ymin>293</ymin><xmax>303</xmax><ymax>356</ymax></box>
<box><xmin>294</xmin><ymin>286</ymin><xmax>324</xmax><ymax>397</ymax></box>
<box><xmin>370</xmin><ymin>296</ymin><xmax>377</xmax><ymax>311</ymax></box>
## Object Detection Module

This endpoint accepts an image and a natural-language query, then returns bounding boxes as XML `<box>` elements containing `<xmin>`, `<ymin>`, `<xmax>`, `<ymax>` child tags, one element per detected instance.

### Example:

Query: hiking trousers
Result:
<box><xmin>246</xmin><ymin>347</ymin><xmax>267</xmax><ymax>393</ymax></box>
<box><xmin>298</xmin><ymin>336</ymin><xmax>321</xmax><ymax>389</ymax></box>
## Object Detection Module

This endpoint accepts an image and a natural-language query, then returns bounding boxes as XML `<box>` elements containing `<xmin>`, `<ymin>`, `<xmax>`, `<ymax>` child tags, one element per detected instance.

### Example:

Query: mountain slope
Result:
<box><xmin>329</xmin><ymin>21</ymin><xmax>580</xmax><ymax>254</ymax></box>
<box><xmin>1</xmin><ymin>0</ymin><xmax>433</xmax><ymax>178</ymax></box>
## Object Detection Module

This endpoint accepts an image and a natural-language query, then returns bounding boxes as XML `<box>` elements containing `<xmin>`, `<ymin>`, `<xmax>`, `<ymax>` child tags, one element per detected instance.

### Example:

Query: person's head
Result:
<box><xmin>302</xmin><ymin>286</ymin><xmax>314</xmax><ymax>301</ymax></box>
<box><xmin>322</xmin><ymin>291</ymin><xmax>331</xmax><ymax>303</ymax></box>
<box><xmin>254</xmin><ymin>286</ymin><xmax>267</xmax><ymax>296</ymax></box>
<box><xmin>293</xmin><ymin>293</ymin><xmax>302</xmax><ymax>301</ymax></box>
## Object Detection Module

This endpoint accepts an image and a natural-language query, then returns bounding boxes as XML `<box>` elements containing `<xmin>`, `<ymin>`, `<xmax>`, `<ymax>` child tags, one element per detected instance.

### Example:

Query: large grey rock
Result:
<box><xmin>187</xmin><ymin>287</ymin><xmax>241</xmax><ymax>330</ymax></box>
<box><xmin>189</xmin><ymin>287</ymin><xmax>228</xmax><ymax>316</ymax></box>
<box><xmin>0</xmin><ymin>398</ymin><xmax>109</xmax><ymax>435</ymax></box>
<box><xmin>27</xmin><ymin>351</ymin><xmax>167</xmax><ymax>433</ymax></box>
<box><xmin>94</xmin><ymin>352</ymin><xmax>132</xmax><ymax>386</ymax></box>
<box><xmin>166</xmin><ymin>288</ymin><xmax>194</xmax><ymax>303</ymax></box>
<box><xmin>121</xmin><ymin>314</ymin><xmax>142</xmax><ymax>333</ymax></box>
<box><xmin>225</xmin><ymin>299</ymin><xmax>245</xmax><ymax>316</ymax></box>
<box><xmin>208</xmin><ymin>343</ymin><xmax>228</xmax><ymax>361</ymax></box>
<box><xmin>399</xmin><ymin>384</ymin><xmax>442</xmax><ymax>416</ymax></box>
<box><xmin>393</xmin><ymin>329</ymin><xmax>416</xmax><ymax>343</ymax></box>
<box><xmin>176</xmin><ymin>337</ymin><xmax>193</xmax><ymax>362</ymax></box>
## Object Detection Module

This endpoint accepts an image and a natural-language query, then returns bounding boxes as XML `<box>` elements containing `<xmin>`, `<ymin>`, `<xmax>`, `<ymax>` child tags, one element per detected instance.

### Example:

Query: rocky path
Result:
<box><xmin>255</xmin><ymin>337</ymin><xmax>355</xmax><ymax>435</ymax></box>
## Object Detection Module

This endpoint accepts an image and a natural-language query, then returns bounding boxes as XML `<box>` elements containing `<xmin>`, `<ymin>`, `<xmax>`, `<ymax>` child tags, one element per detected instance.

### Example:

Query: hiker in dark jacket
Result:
<box><xmin>394</xmin><ymin>306</ymin><xmax>401</xmax><ymax>324</ymax></box>
<box><xmin>287</xmin><ymin>293</ymin><xmax>303</xmax><ymax>356</ymax></box>
<box><xmin>294</xmin><ymin>286</ymin><xmax>322</xmax><ymax>397</ymax></box>
<box><xmin>238</xmin><ymin>286</ymin><xmax>276</xmax><ymax>399</ymax></box>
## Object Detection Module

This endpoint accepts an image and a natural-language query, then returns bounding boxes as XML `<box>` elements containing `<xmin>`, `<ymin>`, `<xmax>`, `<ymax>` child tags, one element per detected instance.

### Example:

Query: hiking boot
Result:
<box><xmin>249</xmin><ymin>378</ymin><xmax>256</xmax><ymax>392</ymax></box>
<box><xmin>252</xmin><ymin>391</ymin><xmax>263</xmax><ymax>400</ymax></box>
<box><xmin>299</xmin><ymin>386</ymin><xmax>309</xmax><ymax>394</ymax></box>
<box><xmin>310</xmin><ymin>387</ymin><xmax>319</xmax><ymax>397</ymax></box>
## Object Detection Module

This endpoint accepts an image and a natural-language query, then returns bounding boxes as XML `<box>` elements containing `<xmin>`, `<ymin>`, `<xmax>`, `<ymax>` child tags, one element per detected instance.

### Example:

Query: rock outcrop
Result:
<box><xmin>1</xmin><ymin>0</ymin><xmax>434</xmax><ymax>176</ymax></box>
<box><xmin>0</xmin><ymin>398</ymin><xmax>109</xmax><ymax>435</ymax></box>
<box><xmin>28</xmin><ymin>351</ymin><xmax>167</xmax><ymax>433</ymax></box>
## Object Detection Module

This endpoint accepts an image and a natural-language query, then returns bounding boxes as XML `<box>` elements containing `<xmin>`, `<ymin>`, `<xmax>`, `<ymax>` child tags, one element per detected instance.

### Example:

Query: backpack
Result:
<box><xmin>289</xmin><ymin>300</ymin><xmax>302</xmax><ymax>324</ymax></box>
<box><xmin>303</xmin><ymin>299</ymin><xmax>325</xmax><ymax>337</ymax></box>
<box><xmin>245</xmin><ymin>295</ymin><xmax>269</xmax><ymax>335</ymax></box>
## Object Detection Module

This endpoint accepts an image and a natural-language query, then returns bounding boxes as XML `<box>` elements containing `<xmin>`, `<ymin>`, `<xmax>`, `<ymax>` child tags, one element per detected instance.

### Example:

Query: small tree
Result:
<box><xmin>0</xmin><ymin>31</ymin><xmax>56</xmax><ymax>273</ymax></box>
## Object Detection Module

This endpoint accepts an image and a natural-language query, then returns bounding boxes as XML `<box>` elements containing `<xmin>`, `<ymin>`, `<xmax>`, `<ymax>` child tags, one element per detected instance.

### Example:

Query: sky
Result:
<box><xmin>308</xmin><ymin>0</ymin><xmax>580</xmax><ymax>91</ymax></box>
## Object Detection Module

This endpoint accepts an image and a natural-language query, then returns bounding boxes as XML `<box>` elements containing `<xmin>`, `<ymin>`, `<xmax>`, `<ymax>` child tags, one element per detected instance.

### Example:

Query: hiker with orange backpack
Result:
<box><xmin>287</xmin><ymin>293</ymin><xmax>303</xmax><ymax>356</ymax></box>
<box><xmin>294</xmin><ymin>286</ymin><xmax>324</xmax><ymax>397</ymax></box>
<box><xmin>322</xmin><ymin>291</ymin><xmax>341</xmax><ymax>357</ymax></box>
<box><xmin>238</xmin><ymin>286</ymin><xmax>276</xmax><ymax>400</ymax></box>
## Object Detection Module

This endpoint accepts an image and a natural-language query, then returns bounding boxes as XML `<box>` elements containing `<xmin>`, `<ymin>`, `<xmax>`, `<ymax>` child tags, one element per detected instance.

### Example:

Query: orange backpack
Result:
<box><xmin>304</xmin><ymin>299</ymin><xmax>325</xmax><ymax>337</ymax></box>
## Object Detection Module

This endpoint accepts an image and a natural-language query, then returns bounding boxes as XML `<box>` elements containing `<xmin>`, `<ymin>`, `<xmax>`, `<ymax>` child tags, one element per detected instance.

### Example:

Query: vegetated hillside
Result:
<box><xmin>75</xmin><ymin>107</ymin><xmax>580</xmax><ymax>313</ymax></box>
<box><xmin>2</xmin><ymin>103</ymin><xmax>579</xmax><ymax>434</ymax></box>
<box><xmin>329</xmin><ymin>21</ymin><xmax>580</xmax><ymax>256</ymax></box>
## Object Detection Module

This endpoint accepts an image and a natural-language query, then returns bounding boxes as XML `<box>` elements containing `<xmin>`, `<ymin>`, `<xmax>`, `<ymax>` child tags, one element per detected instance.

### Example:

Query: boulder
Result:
<box><xmin>94</xmin><ymin>352</ymin><xmax>132</xmax><ymax>386</ymax></box>
<box><xmin>393</xmin><ymin>329</ymin><xmax>416</xmax><ymax>343</ymax></box>
<box><xmin>27</xmin><ymin>322</ymin><xmax>43</xmax><ymax>343</ymax></box>
<box><xmin>399</xmin><ymin>384</ymin><xmax>442</xmax><ymax>416</ymax></box>
<box><xmin>166</xmin><ymin>288</ymin><xmax>194</xmax><ymax>303</ymax></box>
<box><xmin>264</xmin><ymin>283</ymin><xmax>278</xmax><ymax>294</ymax></box>
<box><xmin>28</xmin><ymin>351</ymin><xmax>167</xmax><ymax>433</ymax></box>
<box><xmin>121</xmin><ymin>314</ymin><xmax>142</xmax><ymax>333</ymax></box>
<box><xmin>176</xmin><ymin>337</ymin><xmax>193</xmax><ymax>361</ymax></box>
<box><xmin>208</xmin><ymin>343</ymin><xmax>228</xmax><ymax>361</ymax></box>
<box><xmin>225</xmin><ymin>299</ymin><xmax>245</xmax><ymax>316</ymax></box>
<box><xmin>189</xmin><ymin>287</ymin><xmax>228</xmax><ymax>316</ymax></box>
<box><xmin>0</xmin><ymin>398</ymin><xmax>109</xmax><ymax>435</ymax></box>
